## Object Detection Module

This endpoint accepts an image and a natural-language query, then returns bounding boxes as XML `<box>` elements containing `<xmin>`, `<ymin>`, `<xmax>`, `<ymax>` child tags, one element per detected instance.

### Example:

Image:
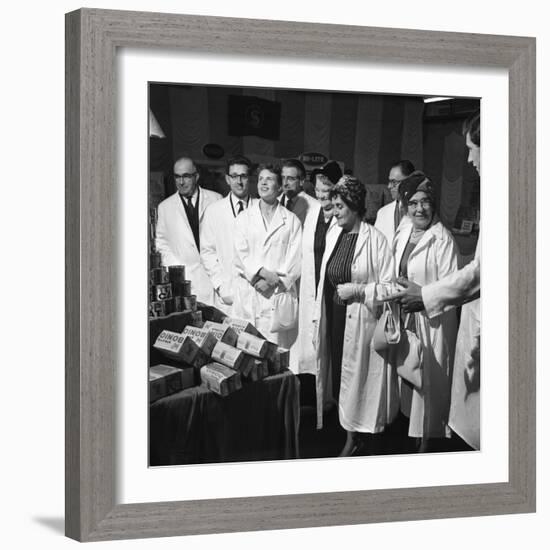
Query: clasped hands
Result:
<box><xmin>252</xmin><ymin>268</ymin><xmax>281</xmax><ymax>299</ymax></box>
<box><xmin>381</xmin><ymin>276</ymin><xmax>425</xmax><ymax>313</ymax></box>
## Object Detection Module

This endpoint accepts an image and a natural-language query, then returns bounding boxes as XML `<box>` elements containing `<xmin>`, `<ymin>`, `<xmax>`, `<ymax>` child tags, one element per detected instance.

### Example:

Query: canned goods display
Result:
<box><xmin>173</xmin><ymin>295</ymin><xmax>184</xmax><ymax>312</ymax></box>
<box><xmin>164</xmin><ymin>298</ymin><xmax>175</xmax><ymax>315</ymax></box>
<box><xmin>149</xmin><ymin>301</ymin><xmax>166</xmax><ymax>318</ymax></box>
<box><xmin>150</xmin><ymin>252</ymin><xmax>162</xmax><ymax>269</ymax></box>
<box><xmin>183</xmin><ymin>280</ymin><xmax>192</xmax><ymax>296</ymax></box>
<box><xmin>168</xmin><ymin>265</ymin><xmax>186</xmax><ymax>283</ymax></box>
<box><xmin>173</xmin><ymin>280</ymin><xmax>192</xmax><ymax>297</ymax></box>
<box><xmin>151</xmin><ymin>267</ymin><xmax>169</xmax><ymax>285</ymax></box>
<box><xmin>183</xmin><ymin>295</ymin><xmax>197</xmax><ymax>311</ymax></box>
<box><xmin>153</xmin><ymin>283</ymin><xmax>173</xmax><ymax>301</ymax></box>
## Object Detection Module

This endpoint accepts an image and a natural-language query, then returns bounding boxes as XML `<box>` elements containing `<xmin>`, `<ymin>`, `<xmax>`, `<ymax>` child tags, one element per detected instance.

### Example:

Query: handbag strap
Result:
<box><xmin>403</xmin><ymin>312</ymin><xmax>417</xmax><ymax>333</ymax></box>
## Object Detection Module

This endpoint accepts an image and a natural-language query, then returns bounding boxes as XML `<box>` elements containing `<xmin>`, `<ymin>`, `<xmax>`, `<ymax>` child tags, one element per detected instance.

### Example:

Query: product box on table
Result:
<box><xmin>149</xmin><ymin>364</ymin><xmax>195</xmax><ymax>403</ymax></box>
<box><xmin>210</xmin><ymin>341</ymin><xmax>249</xmax><ymax>373</ymax></box>
<box><xmin>203</xmin><ymin>321</ymin><xmax>239</xmax><ymax>347</ymax></box>
<box><xmin>200</xmin><ymin>362</ymin><xmax>242</xmax><ymax>396</ymax></box>
<box><xmin>181</xmin><ymin>326</ymin><xmax>218</xmax><ymax>355</ymax></box>
<box><xmin>235</xmin><ymin>331</ymin><xmax>269</xmax><ymax>358</ymax></box>
<box><xmin>243</xmin><ymin>359</ymin><xmax>269</xmax><ymax>382</ymax></box>
<box><xmin>267</xmin><ymin>346</ymin><xmax>290</xmax><ymax>374</ymax></box>
<box><xmin>222</xmin><ymin>317</ymin><xmax>264</xmax><ymax>338</ymax></box>
<box><xmin>153</xmin><ymin>330</ymin><xmax>209</xmax><ymax>367</ymax></box>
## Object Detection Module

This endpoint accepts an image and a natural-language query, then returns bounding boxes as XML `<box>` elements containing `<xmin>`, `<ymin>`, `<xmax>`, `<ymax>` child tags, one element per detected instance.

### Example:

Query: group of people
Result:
<box><xmin>155</xmin><ymin>111</ymin><xmax>481</xmax><ymax>457</ymax></box>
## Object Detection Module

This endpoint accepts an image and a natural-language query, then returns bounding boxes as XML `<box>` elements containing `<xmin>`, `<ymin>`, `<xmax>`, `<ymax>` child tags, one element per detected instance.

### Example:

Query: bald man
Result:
<box><xmin>155</xmin><ymin>156</ymin><xmax>221</xmax><ymax>304</ymax></box>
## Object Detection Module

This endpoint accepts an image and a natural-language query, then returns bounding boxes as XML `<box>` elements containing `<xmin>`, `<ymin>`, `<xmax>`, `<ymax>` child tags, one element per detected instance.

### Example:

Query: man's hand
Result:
<box><xmin>381</xmin><ymin>277</ymin><xmax>425</xmax><ymax>313</ymax></box>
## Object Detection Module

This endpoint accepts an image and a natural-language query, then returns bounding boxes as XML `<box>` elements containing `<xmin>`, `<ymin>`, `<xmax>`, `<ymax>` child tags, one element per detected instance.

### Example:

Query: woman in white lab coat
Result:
<box><xmin>232</xmin><ymin>164</ymin><xmax>302</xmax><ymax>350</ymax></box>
<box><xmin>312</xmin><ymin>176</ymin><xmax>398</xmax><ymax>456</ymax></box>
<box><xmin>392</xmin><ymin>172</ymin><xmax>459</xmax><ymax>449</ymax></box>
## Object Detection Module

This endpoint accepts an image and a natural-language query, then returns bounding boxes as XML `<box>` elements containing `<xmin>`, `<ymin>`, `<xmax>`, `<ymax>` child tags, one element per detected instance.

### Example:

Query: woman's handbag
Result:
<box><xmin>395</xmin><ymin>313</ymin><xmax>423</xmax><ymax>390</ymax></box>
<box><xmin>373</xmin><ymin>301</ymin><xmax>401</xmax><ymax>352</ymax></box>
<box><xmin>270</xmin><ymin>290</ymin><xmax>299</xmax><ymax>332</ymax></box>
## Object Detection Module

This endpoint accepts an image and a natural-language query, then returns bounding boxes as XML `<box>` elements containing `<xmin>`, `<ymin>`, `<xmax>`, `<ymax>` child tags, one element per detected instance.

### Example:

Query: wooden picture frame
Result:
<box><xmin>65</xmin><ymin>8</ymin><xmax>536</xmax><ymax>542</ymax></box>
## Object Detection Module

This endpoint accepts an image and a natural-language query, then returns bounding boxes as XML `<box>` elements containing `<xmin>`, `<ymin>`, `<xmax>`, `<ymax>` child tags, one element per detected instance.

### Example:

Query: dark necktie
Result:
<box><xmin>186</xmin><ymin>198</ymin><xmax>199</xmax><ymax>249</ymax></box>
<box><xmin>284</xmin><ymin>196</ymin><xmax>292</xmax><ymax>211</ymax></box>
<box><xmin>237</xmin><ymin>200</ymin><xmax>244</xmax><ymax>214</ymax></box>
<box><xmin>187</xmin><ymin>198</ymin><xmax>195</xmax><ymax>216</ymax></box>
<box><xmin>394</xmin><ymin>201</ymin><xmax>401</xmax><ymax>231</ymax></box>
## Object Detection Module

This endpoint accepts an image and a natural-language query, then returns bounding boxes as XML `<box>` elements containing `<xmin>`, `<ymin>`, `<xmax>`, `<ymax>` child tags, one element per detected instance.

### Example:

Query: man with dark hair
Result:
<box><xmin>386</xmin><ymin>110</ymin><xmax>481</xmax><ymax>450</ymax></box>
<box><xmin>280</xmin><ymin>158</ymin><xmax>318</xmax><ymax>226</ymax></box>
<box><xmin>156</xmin><ymin>156</ymin><xmax>222</xmax><ymax>304</ymax></box>
<box><xmin>200</xmin><ymin>155</ymin><xmax>257</xmax><ymax>313</ymax></box>
<box><xmin>374</xmin><ymin>159</ymin><xmax>415</xmax><ymax>245</ymax></box>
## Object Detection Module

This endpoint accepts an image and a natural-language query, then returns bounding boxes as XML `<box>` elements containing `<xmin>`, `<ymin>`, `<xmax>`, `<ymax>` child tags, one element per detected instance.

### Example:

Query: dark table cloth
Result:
<box><xmin>149</xmin><ymin>370</ymin><xmax>301</xmax><ymax>466</ymax></box>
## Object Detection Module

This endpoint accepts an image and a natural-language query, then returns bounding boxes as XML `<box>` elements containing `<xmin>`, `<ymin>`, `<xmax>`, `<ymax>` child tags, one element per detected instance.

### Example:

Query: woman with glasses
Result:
<box><xmin>232</xmin><ymin>164</ymin><xmax>302</xmax><ymax>350</ymax></box>
<box><xmin>312</xmin><ymin>176</ymin><xmax>397</xmax><ymax>456</ymax></box>
<box><xmin>392</xmin><ymin>171</ymin><xmax>459</xmax><ymax>451</ymax></box>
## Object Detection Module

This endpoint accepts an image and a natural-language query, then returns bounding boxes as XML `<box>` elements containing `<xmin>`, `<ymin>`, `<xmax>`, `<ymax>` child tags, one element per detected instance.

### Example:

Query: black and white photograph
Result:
<box><xmin>147</xmin><ymin>83</ymin><xmax>481</xmax><ymax>466</ymax></box>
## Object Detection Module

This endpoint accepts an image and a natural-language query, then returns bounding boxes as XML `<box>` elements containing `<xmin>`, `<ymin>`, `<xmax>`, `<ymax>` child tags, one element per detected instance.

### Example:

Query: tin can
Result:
<box><xmin>153</xmin><ymin>283</ymin><xmax>173</xmax><ymax>301</ymax></box>
<box><xmin>183</xmin><ymin>294</ymin><xmax>197</xmax><ymax>311</ymax></box>
<box><xmin>168</xmin><ymin>265</ymin><xmax>186</xmax><ymax>283</ymax></box>
<box><xmin>149</xmin><ymin>301</ymin><xmax>166</xmax><ymax>318</ymax></box>
<box><xmin>150</xmin><ymin>252</ymin><xmax>162</xmax><ymax>269</ymax></box>
<box><xmin>173</xmin><ymin>295</ymin><xmax>184</xmax><ymax>312</ymax></box>
<box><xmin>183</xmin><ymin>280</ymin><xmax>192</xmax><ymax>296</ymax></box>
<box><xmin>164</xmin><ymin>298</ymin><xmax>175</xmax><ymax>315</ymax></box>
<box><xmin>151</xmin><ymin>267</ymin><xmax>169</xmax><ymax>285</ymax></box>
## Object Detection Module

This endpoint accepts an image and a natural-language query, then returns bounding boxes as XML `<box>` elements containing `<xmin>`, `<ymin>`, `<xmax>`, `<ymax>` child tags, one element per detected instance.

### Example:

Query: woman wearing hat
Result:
<box><xmin>312</xmin><ymin>175</ymin><xmax>398</xmax><ymax>456</ymax></box>
<box><xmin>392</xmin><ymin>171</ymin><xmax>459</xmax><ymax>451</ymax></box>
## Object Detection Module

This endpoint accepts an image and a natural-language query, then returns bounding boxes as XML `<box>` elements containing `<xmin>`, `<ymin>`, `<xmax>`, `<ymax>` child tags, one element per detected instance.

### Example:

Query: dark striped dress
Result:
<box><xmin>324</xmin><ymin>231</ymin><xmax>359</xmax><ymax>400</ymax></box>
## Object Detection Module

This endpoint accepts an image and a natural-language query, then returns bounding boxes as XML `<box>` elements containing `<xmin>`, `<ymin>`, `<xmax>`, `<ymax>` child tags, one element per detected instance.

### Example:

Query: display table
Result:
<box><xmin>149</xmin><ymin>370</ymin><xmax>300</xmax><ymax>466</ymax></box>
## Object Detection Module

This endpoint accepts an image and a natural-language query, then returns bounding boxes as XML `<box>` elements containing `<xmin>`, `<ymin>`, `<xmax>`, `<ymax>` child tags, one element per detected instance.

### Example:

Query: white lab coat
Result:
<box><xmin>232</xmin><ymin>202</ymin><xmax>302</xmax><ymax>355</ymax></box>
<box><xmin>281</xmin><ymin>191</ymin><xmax>319</xmax><ymax>227</ymax></box>
<box><xmin>155</xmin><ymin>188</ymin><xmax>222</xmax><ymax>304</ymax></box>
<box><xmin>422</xmin><ymin>239</ymin><xmax>480</xmax><ymax>449</ymax></box>
<box><xmin>200</xmin><ymin>194</ymin><xmax>258</xmax><ymax>314</ymax></box>
<box><xmin>393</xmin><ymin>220</ymin><xmax>459</xmax><ymax>438</ymax></box>
<box><xmin>297</xmin><ymin>203</ymin><xmax>338</xmax><ymax>376</ymax></box>
<box><xmin>375</xmin><ymin>200</ymin><xmax>412</xmax><ymax>249</ymax></box>
<box><xmin>312</xmin><ymin>222</ymin><xmax>398</xmax><ymax>431</ymax></box>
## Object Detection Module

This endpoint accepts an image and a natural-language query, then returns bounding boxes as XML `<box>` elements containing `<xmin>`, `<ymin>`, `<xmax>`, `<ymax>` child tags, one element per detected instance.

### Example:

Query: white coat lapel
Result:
<box><xmin>408</xmin><ymin>224</ymin><xmax>436</xmax><ymax>261</ymax></box>
<box><xmin>263</xmin><ymin>204</ymin><xmax>286</xmax><ymax>245</ymax></box>
<box><xmin>352</xmin><ymin>223</ymin><xmax>370</xmax><ymax>263</ymax></box>
<box><xmin>394</xmin><ymin>223</ymin><xmax>413</xmax><ymax>277</ymax></box>
<box><xmin>197</xmin><ymin>187</ymin><xmax>208</xmax><ymax>222</ymax></box>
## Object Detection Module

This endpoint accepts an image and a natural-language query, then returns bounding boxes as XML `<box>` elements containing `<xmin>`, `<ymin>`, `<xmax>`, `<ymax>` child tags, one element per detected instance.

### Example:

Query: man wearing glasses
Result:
<box><xmin>200</xmin><ymin>155</ymin><xmax>257</xmax><ymax>313</ymax></box>
<box><xmin>374</xmin><ymin>159</ymin><xmax>415</xmax><ymax>246</ymax></box>
<box><xmin>155</xmin><ymin>156</ymin><xmax>222</xmax><ymax>304</ymax></box>
<box><xmin>279</xmin><ymin>158</ymin><xmax>318</xmax><ymax>226</ymax></box>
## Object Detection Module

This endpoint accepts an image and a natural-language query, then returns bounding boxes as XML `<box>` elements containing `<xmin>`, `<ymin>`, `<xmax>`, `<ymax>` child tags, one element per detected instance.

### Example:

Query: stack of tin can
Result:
<box><xmin>149</xmin><ymin>261</ymin><xmax>197</xmax><ymax>318</ymax></box>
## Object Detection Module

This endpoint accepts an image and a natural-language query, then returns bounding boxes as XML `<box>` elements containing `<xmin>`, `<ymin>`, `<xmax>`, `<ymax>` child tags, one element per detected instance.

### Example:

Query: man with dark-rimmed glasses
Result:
<box><xmin>200</xmin><ymin>155</ymin><xmax>257</xmax><ymax>313</ymax></box>
<box><xmin>155</xmin><ymin>156</ymin><xmax>221</xmax><ymax>304</ymax></box>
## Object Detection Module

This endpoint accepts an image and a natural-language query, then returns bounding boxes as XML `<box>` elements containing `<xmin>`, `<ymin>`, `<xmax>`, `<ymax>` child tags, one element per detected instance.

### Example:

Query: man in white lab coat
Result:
<box><xmin>279</xmin><ymin>158</ymin><xmax>318</xmax><ymax>226</ymax></box>
<box><xmin>200</xmin><ymin>155</ymin><xmax>257</xmax><ymax>314</ymax></box>
<box><xmin>155</xmin><ymin>156</ymin><xmax>222</xmax><ymax>304</ymax></box>
<box><xmin>385</xmin><ymin>111</ymin><xmax>481</xmax><ymax>450</ymax></box>
<box><xmin>374</xmin><ymin>160</ymin><xmax>415</xmax><ymax>246</ymax></box>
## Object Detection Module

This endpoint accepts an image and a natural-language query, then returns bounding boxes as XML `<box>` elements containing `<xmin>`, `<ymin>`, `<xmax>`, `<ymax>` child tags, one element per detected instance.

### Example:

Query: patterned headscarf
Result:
<box><xmin>332</xmin><ymin>175</ymin><xmax>366</xmax><ymax>217</ymax></box>
<box><xmin>399</xmin><ymin>170</ymin><xmax>436</xmax><ymax>205</ymax></box>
